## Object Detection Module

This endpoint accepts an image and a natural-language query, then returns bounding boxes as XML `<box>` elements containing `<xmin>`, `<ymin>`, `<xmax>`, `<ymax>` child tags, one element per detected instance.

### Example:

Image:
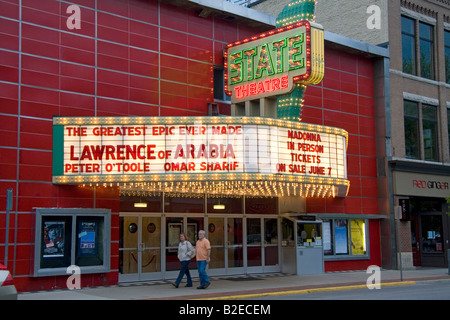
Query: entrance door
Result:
<box><xmin>119</xmin><ymin>215</ymin><xmax>161</xmax><ymax>282</ymax></box>
<box><xmin>165</xmin><ymin>216</ymin><xmax>204</xmax><ymax>279</ymax></box>
<box><xmin>247</xmin><ymin>218</ymin><xmax>262</xmax><ymax>272</ymax></box>
<box><xmin>246</xmin><ymin>217</ymin><xmax>280</xmax><ymax>273</ymax></box>
<box><xmin>227</xmin><ymin>217</ymin><xmax>244</xmax><ymax>274</ymax></box>
<box><xmin>420</xmin><ymin>214</ymin><xmax>446</xmax><ymax>267</ymax></box>
<box><xmin>410</xmin><ymin>216</ymin><xmax>421</xmax><ymax>266</ymax></box>
<box><xmin>264</xmin><ymin>218</ymin><xmax>279</xmax><ymax>272</ymax></box>
<box><xmin>208</xmin><ymin>217</ymin><xmax>225</xmax><ymax>274</ymax></box>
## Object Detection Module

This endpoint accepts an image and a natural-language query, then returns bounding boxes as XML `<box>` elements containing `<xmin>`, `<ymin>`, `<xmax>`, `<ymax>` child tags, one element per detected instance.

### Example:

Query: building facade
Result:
<box><xmin>0</xmin><ymin>0</ymin><xmax>387</xmax><ymax>292</ymax></box>
<box><xmin>253</xmin><ymin>0</ymin><xmax>450</xmax><ymax>269</ymax></box>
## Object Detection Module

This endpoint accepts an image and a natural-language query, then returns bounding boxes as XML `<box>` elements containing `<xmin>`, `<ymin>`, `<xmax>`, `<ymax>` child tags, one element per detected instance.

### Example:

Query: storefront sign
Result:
<box><xmin>393</xmin><ymin>171</ymin><xmax>450</xmax><ymax>198</ymax></box>
<box><xmin>225</xmin><ymin>20</ymin><xmax>324</xmax><ymax>103</ymax></box>
<box><xmin>53</xmin><ymin>116</ymin><xmax>349</xmax><ymax>197</ymax></box>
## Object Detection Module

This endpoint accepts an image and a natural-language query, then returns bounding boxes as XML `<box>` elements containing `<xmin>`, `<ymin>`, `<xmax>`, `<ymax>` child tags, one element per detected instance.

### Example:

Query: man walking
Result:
<box><xmin>195</xmin><ymin>230</ymin><xmax>211</xmax><ymax>289</ymax></box>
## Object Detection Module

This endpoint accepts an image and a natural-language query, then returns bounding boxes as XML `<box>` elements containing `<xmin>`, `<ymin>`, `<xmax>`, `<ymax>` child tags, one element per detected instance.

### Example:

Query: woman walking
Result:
<box><xmin>172</xmin><ymin>233</ymin><xmax>195</xmax><ymax>288</ymax></box>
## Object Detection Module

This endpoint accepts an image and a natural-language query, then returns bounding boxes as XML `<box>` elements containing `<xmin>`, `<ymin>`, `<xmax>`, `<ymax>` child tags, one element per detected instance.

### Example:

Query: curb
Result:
<box><xmin>197</xmin><ymin>281</ymin><xmax>417</xmax><ymax>300</ymax></box>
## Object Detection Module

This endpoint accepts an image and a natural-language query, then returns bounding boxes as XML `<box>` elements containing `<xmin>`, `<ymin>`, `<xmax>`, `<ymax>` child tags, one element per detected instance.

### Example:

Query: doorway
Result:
<box><xmin>207</xmin><ymin>216</ymin><xmax>280</xmax><ymax>275</ymax></box>
<box><xmin>119</xmin><ymin>215</ymin><xmax>161</xmax><ymax>282</ymax></box>
<box><xmin>410</xmin><ymin>216</ymin><xmax>421</xmax><ymax>266</ymax></box>
<box><xmin>165</xmin><ymin>216</ymin><xmax>204</xmax><ymax>278</ymax></box>
<box><xmin>419</xmin><ymin>213</ymin><xmax>446</xmax><ymax>267</ymax></box>
<box><xmin>119</xmin><ymin>213</ymin><xmax>281</xmax><ymax>282</ymax></box>
<box><xmin>246</xmin><ymin>217</ymin><xmax>280</xmax><ymax>274</ymax></box>
<box><xmin>410</xmin><ymin>212</ymin><xmax>448</xmax><ymax>267</ymax></box>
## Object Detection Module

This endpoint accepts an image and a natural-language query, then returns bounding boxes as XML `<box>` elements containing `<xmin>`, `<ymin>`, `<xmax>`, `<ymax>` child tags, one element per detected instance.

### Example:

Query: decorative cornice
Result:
<box><xmin>400</xmin><ymin>0</ymin><xmax>438</xmax><ymax>19</ymax></box>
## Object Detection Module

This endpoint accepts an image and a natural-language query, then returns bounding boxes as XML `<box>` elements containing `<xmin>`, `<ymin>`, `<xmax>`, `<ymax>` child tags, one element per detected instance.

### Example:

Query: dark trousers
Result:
<box><xmin>175</xmin><ymin>260</ymin><xmax>192</xmax><ymax>286</ymax></box>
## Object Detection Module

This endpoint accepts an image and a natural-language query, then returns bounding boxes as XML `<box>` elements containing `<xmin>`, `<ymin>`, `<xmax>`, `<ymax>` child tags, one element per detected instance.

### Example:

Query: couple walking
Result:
<box><xmin>173</xmin><ymin>230</ymin><xmax>211</xmax><ymax>289</ymax></box>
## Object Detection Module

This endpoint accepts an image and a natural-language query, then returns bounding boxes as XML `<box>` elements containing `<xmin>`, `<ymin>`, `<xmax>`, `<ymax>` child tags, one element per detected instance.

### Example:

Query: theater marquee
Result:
<box><xmin>225</xmin><ymin>20</ymin><xmax>324</xmax><ymax>103</ymax></box>
<box><xmin>53</xmin><ymin>116</ymin><xmax>349</xmax><ymax>197</ymax></box>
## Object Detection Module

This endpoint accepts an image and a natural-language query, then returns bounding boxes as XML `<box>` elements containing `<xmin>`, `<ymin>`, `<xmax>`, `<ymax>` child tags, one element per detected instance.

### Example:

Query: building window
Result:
<box><xmin>214</xmin><ymin>68</ymin><xmax>231</xmax><ymax>102</ymax></box>
<box><xmin>419</xmin><ymin>22</ymin><xmax>434</xmax><ymax>80</ymax></box>
<box><xmin>404</xmin><ymin>100</ymin><xmax>439</xmax><ymax>161</ymax></box>
<box><xmin>445</xmin><ymin>30</ymin><xmax>450</xmax><ymax>84</ymax></box>
<box><xmin>404</xmin><ymin>100</ymin><xmax>420</xmax><ymax>159</ymax></box>
<box><xmin>448</xmin><ymin>108</ymin><xmax>450</xmax><ymax>156</ymax></box>
<box><xmin>34</xmin><ymin>208</ymin><xmax>110</xmax><ymax>277</ymax></box>
<box><xmin>323</xmin><ymin>218</ymin><xmax>368</xmax><ymax>258</ymax></box>
<box><xmin>402</xmin><ymin>16</ymin><xmax>416</xmax><ymax>75</ymax></box>
<box><xmin>401</xmin><ymin>16</ymin><xmax>435</xmax><ymax>80</ymax></box>
<box><xmin>422</xmin><ymin>104</ymin><xmax>438</xmax><ymax>161</ymax></box>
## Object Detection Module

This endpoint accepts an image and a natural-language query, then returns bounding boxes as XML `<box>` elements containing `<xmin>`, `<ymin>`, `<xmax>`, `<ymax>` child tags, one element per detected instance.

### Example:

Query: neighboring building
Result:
<box><xmin>0</xmin><ymin>0</ymin><xmax>388</xmax><ymax>292</ymax></box>
<box><xmin>253</xmin><ymin>0</ymin><xmax>450</xmax><ymax>269</ymax></box>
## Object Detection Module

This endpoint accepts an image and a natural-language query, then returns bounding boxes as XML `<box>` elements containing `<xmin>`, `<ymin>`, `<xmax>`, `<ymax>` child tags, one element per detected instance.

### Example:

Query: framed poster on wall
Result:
<box><xmin>34</xmin><ymin>208</ymin><xmax>110</xmax><ymax>277</ymax></box>
<box><xmin>43</xmin><ymin>221</ymin><xmax>66</xmax><ymax>258</ymax></box>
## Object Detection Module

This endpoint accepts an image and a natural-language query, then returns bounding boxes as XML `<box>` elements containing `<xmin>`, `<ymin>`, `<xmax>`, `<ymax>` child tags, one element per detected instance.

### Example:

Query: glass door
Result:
<box><xmin>165</xmin><ymin>216</ymin><xmax>204</xmax><ymax>279</ymax></box>
<box><xmin>245</xmin><ymin>217</ymin><xmax>280</xmax><ymax>274</ymax></box>
<box><xmin>119</xmin><ymin>215</ymin><xmax>162</xmax><ymax>282</ymax></box>
<box><xmin>264</xmin><ymin>218</ymin><xmax>279</xmax><ymax>272</ymax></box>
<box><xmin>247</xmin><ymin>218</ymin><xmax>262</xmax><ymax>272</ymax></box>
<box><xmin>165</xmin><ymin>217</ymin><xmax>183</xmax><ymax>273</ymax></box>
<box><xmin>140</xmin><ymin>216</ymin><xmax>161</xmax><ymax>280</ymax></box>
<box><xmin>208</xmin><ymin>217</ymin><xmax>225</xmax><ymax>274</ymax></box>
<box><xmin>120</xmin><ymin>216</ymin><xmax>139</xmax><ymax>282</ymax></box>
<box><xmin>420</xmin><ymin>214</ymin><xmax>445</xmax><ymax>267</ymax></box>
<box><xmin>227</xmin><ymin>217</ymin><xmax>244</xmax><ymax>274</ymax></box>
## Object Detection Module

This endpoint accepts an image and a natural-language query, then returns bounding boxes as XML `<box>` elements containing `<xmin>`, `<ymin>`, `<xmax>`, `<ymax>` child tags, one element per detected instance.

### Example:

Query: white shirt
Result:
<box><xmin>177</xmin><ymin>240</ymin><xmax>194</xmax><ymax>261</ymax></box>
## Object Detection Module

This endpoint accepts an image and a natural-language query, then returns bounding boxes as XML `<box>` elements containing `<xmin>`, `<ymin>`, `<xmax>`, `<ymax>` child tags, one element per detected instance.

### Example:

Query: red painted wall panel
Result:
<box><xmin>303</xmin><ymin>47</ymin><xmax>380</xmax><ymax>271</ymax></box>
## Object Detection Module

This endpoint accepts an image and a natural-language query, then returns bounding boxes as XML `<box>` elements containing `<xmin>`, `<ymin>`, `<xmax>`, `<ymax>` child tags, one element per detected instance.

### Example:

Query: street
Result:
<box><xmin>245</xmin><ymin>280</ymin><xmax>450</xmax><ymax>300</ymax></box>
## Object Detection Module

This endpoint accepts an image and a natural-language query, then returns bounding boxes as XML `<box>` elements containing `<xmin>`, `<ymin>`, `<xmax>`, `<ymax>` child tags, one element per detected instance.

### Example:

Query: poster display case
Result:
<box><xmin>34</xmin><ymin>208</ymin><xmax>110</xmax><ymax>277</ymax></box>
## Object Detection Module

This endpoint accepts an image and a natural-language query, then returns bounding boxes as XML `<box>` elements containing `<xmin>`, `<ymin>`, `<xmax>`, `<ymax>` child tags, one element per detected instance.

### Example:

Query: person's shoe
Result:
<box><xmin>203</xmin><ymin>282</ymin><xmax>210</xmax><ymax>289</ymax></box>
<box><xmin>185</xmin><ymin>284</ymin><xmax>192</xmax><ymax>287</ymax></box>
<box><xmin>197</xmin><ymin>285</ymin><xmax>205</xmax><ymax>289</ymax></box>
<box><xmin>172</xmin><ymin>283</ymin><xmax>179</xmax><ymax>288</ymax></box>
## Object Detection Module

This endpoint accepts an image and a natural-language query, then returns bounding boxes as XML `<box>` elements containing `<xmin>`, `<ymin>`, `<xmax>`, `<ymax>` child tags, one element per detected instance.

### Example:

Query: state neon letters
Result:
<box><xmin>229</xmin><ymin>33</ymin><xmax>304</xmax><ymax>85</ymax></box>
<box><xmin>225</xmin><ymin>20</ymin><xmax>325</xmax><ymax>103</ymax></box>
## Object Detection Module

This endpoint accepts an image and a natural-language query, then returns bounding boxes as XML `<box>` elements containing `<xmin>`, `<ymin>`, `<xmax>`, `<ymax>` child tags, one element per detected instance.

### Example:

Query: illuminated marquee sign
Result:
<box><xmin>225</xmin><ymin>21</ymin><xmax>324</xmax><ymax>103</ymax></box>
<box><xmin>53</xmin><ymin>116</ymin><xmax>349</xmax><ymax>197</ymax></box>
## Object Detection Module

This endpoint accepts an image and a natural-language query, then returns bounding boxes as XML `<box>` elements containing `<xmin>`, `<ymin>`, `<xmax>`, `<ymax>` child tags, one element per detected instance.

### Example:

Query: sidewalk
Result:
<box><xmin>18</xmin><ymin>267</ymin><xmax>450</xmax><ymax>300</ymax></box>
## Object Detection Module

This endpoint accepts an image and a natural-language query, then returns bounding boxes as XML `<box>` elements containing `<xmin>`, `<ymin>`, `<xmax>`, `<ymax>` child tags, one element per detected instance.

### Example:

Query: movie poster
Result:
<box><xmin>43</xmin><ymin>221</ymin><xmax>65</xmax><ymax>258</ymax></box>
<box><xmin>78</xmin><ymin>220</ymin><xmax>98</xmax><ymax>256</ymax></box>
<box><xmin>335</xmin><ymin>220</ymin><xmax>348</xmax><ymax>255</ymax></box>
<box><xmin>350</xmin><ymin>220</ymin><xmax>366</xmax><ymax>255</ymax></box>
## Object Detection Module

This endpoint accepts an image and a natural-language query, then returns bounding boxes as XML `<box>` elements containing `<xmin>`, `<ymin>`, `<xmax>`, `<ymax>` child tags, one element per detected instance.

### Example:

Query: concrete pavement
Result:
<box><xmin>18</xmin><ymin>267</ymin><xmax>450</xmax><ymax>300</ymax></box>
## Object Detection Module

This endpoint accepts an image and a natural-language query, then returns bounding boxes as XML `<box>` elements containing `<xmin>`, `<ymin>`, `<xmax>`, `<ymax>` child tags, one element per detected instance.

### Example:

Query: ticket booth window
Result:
<box><xmin>297</xmin><ymin>222</ymin><xmax>322</xmax><ymax>247</ymax></box>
